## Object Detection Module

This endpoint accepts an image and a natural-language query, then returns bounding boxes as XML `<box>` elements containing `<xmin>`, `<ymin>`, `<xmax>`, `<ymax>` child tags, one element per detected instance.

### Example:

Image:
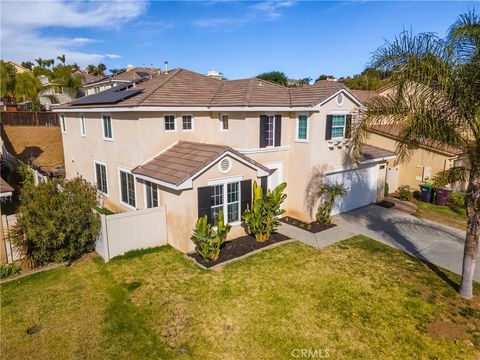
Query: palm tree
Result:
<box><xmin>0</xmin><ymin>61</ymin><xmax>17</xmax><ymax>101</ymax></box>
<box><xmin>15</xmin><ymin>72</ymin><xmax>42</xmax><ymax>108</ymax></box>
<box><xmin>56</xmin><ymin>54</ymin><xmax>66</xmax><ymax>65</ymax></box>
<box><xmin>315</xmin><ymin>183</ymin><xmax>348</xmax><ymax>225</ymax></box>
<box><xmin>349</xmin><ymin>11</ymin><xmax>480</xmax><ymax>299</ymax></box>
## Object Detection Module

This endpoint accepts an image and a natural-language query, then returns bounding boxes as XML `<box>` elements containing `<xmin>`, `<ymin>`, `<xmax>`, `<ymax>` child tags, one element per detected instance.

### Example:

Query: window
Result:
<box><xmin>182</xmin><ymin>115</ymin><xmax>192</xmax><ymax>130</ymax></box>
<box><xmin>221</xmin><ymin>114</ymin><xmax>229</xmax><ymax>130</ymax></box>
<box><xmin>145</xmin><ymin>181</ymin><xmax>159</xmax><ymax>208</ymax></box>
<box><xmin>266</xmin><ymin>116</ymin><xmax>275</xmax><ymax>146</ymax></box>
<box><xmin>94</xmin><ymin>87</ymin><xmax>100</xmax><ymax>94</ymax></box>
<box><xmin>164</xmin><ymin>115</ymin><xmax>176</xmax><ymax>131</ymax></box>
<box><xmin>296</xmin><ymin>115</ymin><xmax>308</xmax><ymax>141</ymax></box>
<box><xmin>331</xmin><ymin>114</ymin><xmax>346</xmax><ymax>139</ymax></box>
<box><xmin>60</xmin><ymin>115</ymin><xmax>66</xmax><ymax>133</ymax></box>
<box><xmin>95</xmin><ymin>162</ymin><xmax>108</xmax><ymax>194</ymax></box>
<box><xmin>80</xmin><ymin>114</ymin><xmax>86</xmax><ymax>137</ymax></box>
<box><xmin>102</xmin><ymin>115</ymin><xmax>113</xmax><ymax>139</ymax></box>
<box><xmin>120</xmin><ymin>170</ymin><xmax>136</xmax><ymax>208</ymax></box>
<box><xmin>210</xmin><ymin>181</ymin><xmax>241</xmax><ymax>224</ymax></box>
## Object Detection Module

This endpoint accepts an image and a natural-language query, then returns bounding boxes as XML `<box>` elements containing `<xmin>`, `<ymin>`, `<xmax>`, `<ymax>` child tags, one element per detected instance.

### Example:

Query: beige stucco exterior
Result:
<box><xmin>59</xmin><ymin>91</ymin><xmax>390</xmax><ymax>252</ymax></box>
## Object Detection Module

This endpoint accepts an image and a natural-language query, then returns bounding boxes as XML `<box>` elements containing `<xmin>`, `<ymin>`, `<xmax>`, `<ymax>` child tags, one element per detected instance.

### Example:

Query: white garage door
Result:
<box><xmin>325</xmin><ymin>163</ymin><xmax>379</xmax><ymax>215</ymax></box>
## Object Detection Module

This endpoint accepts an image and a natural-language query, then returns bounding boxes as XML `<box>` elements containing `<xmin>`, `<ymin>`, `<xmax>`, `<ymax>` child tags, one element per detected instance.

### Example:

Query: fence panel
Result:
<box><xmin>95</xmin><ymin>206</ymin><xmax>167</xmax><ymax>261</ymax></box>
<box><xmin>0</xmin><ymin>112</ymin><xmax>59</xmax><ymax>126</ymax></box>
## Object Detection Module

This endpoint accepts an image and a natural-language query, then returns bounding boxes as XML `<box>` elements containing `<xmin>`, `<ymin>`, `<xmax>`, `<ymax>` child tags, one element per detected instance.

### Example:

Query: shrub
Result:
<box><xmin>398</xmin><ymin>185</ymin><xmax>413</xmax><ymax>201</ymax></box>
<box><xmin>10</xmin><ymin>177</ymin><xmax>100</xmax><ymax>268</ymax></box>
<box><xmin>384</xmin><ymin>182</ymin><xmax>389</xmax><ymax>197</ymax></box>
<box><xmin>242</xmin><ymin>181</ymin><xmax>287</xmax><ymax>242</ymax></box>
<box><xmin>448</xmin><ymin>192</ymin><xmax>466</xmax><ymax>211</ymax></box>
<box><xmin>315</xmin><ymin>183</ymin><xmax>348</xmax><ymax>225</ymax></box>
<box><xmin>16</xmin><ymin>163</ymin><xmax>34</xmax><ymax>188</ymax></box>
<box><xmin>0</xmin><ymin>263</ymin><xmax>20</xmax><ymax>279</ymax></box>
<box><xmin>191</xmin><ymin>210</ymin><xmax>231</xmax><ymax>261</ymax></box>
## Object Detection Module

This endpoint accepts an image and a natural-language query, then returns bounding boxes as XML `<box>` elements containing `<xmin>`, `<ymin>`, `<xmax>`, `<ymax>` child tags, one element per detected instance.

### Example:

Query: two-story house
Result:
<box><xmin>53</xmin><ymin>68</ymin><xmax>394</xmax><ymax>252</ymax></box>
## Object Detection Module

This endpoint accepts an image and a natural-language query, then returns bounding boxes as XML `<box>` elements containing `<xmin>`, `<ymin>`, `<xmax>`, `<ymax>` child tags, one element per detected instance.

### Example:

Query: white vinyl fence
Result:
<box><xmin>2</xmin><ymin>214</ymin><xmax>23</xmax><ymax>263</ymax></box>
<box><xmin>95</xmin><ymin>206</ymin><xmax>168</xmax><ymax>261</ymax></box>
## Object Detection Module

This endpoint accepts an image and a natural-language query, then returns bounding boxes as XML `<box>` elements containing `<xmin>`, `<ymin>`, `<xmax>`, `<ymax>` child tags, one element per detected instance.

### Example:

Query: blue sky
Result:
<box><xmin>1</xmin><ymin>1</ymin><xmax>477</xmax><ymax>79</ymax></box>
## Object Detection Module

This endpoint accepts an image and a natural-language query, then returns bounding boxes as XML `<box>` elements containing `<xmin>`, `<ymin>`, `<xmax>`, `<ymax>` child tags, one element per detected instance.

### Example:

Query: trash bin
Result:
<box><xmin>419</xmin><ymin>184</ymin><xmax>433</xmax><ymax>203</ymax></box>
<box><xmin>435</xmin><ymin>188</ymin><xmax>453</xmax><ymax>206</ymax></box>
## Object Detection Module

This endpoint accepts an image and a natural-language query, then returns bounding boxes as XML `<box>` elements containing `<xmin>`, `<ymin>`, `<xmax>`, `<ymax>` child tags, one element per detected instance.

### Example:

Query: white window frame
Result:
<box><xmin>220</xmin><ymin>114</ymin><xmax>229</xmax><ymax>131</ymax></box>
<box><xmin>265</xmin><ymin>114</ymin><xmax>276</xmax><ymax>148</ymax></box>
<box><xmin>93</xmin><ymin>160</ymin><xmax>108</xmax><ymax>196</ymax></box>
<box><xmin>118</xmin><ymin>167</ymin><xmax>137</xmax><ymax>210</ymax></box>
<box><xmin>144</xmin><ymin>180</ymin><xmax>159</xmax><ymax>208</ymax></box>
<box><xmin>80</xmin><ymin>114</ymin><xmax>86</xmax><ymax>137</ymax></box>
<box><xmin>207</xmin><ymin>175</ymin><xmax>243</xmax><ymax>226</ymax></box>
<box><xmin>164</xmin><ymin>114</ymin><xmax>176</xmax><ymax>132</ymax></box>
<box><xmin>60</xmin><ymin>114</ymin><xmax>66</xmax><ymax>133</ymax></box>
<box><xmin>331</xmin><ymin>114</ymin><xmax>346</xmax><ymax>140</ymax></box>
<box><xmin>102</xmin><ymin>113</ymin><xmax>113</xmax><ymax>141</ymax></box>
<box><xmin>181</xmin><ymin>114</ymin><xmax>194</xmax><ymax>131</ymax></box>
<box><xmin>295</xmin><ymin>113</ymin><xmax>309</xmax><ymax>142</ymax></box>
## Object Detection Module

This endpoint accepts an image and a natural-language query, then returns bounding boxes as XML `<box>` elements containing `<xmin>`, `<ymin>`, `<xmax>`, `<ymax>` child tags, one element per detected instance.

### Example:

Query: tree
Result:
<box><xmin>97</xmin><ymin>63</ymin><xmax>106</xmax><ymax>75</ymax></box>
<box><xmin>15</xmin><ymin>72</ymin><xmax>42</xmax><ymax>106</ymax></box>
<box><xmin>315</xmin><ymin>183</ymin><xmax>348</xmax><ymax>225</ymax></box>
<box><xmin>256</xmin><ymin>71</ymin><xmax>289</xmax><ymax>87</ymax></box>
<box><xmin>21</xmin><ymin>61</ymin><xmax>34</xmax><ymax>70</ymax></box>
<box><xmin>51</xmin><ymin>65</ymin><xmax>84</xmax><ymax>98</ymax></box>
<box><xmin>10</xmin><ymin>177</ymin><xmax>100</xmax><ymax>268</ymax></box>
<box><xmin>56</xmin><ymin>54</ymin><xmax>66</xmax><ymax>65</ymax></box>
<box><xmin>86</xmin><ymin>64</ymin><xmax>106</xmax><ymax>76</ymax></box>
<box><xmin>349</xmin><ymin>11</ymin><xmax>480</xmax><ymax>299</ymax></box>
<box><xmin>0</xmin><ymin>61</ymin><xmax>17</xmax><ymax>100</ymax></box>
<box><xmin>315</xmin><ymin>74</ymin><xmax>335</xmax><ymax>82</ymax></box>
<box><xmin>109</xmin><ymin>68</ymin><xmax>126</xmax><ymax>75</ymax></box>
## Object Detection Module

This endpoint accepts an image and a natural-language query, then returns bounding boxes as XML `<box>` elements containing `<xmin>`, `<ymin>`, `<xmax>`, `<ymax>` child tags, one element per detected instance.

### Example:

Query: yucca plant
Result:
<box><xmin>191</xmin><ymin>210</ymin><xmax>231</xmax><ymax>261</ymax></box>
<box><xmin>242</xmin><ymin>181</ymin><xmax>287</xmax><ymax>242</ymax></box>
<box><xmin>315</xmin><ymin>183</ymin><xmax>348</xmax><ymax>225</ymax></box>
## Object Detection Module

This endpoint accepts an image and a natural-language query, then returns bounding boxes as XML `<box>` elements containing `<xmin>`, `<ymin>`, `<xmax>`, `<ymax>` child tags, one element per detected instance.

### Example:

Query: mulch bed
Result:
<box><xmin>376</xmin><ymin>200</ymin><xmax>396</xmax><ymax>209</ymax></box>
<box><xmin>279</xmin><ymin>216</ymin><xmax>336</xmax><ymax>233</ymax></box>
<box><xmin>187</xmin><ymin>232</ymin><xmax>290</xmax><ymax>268</ymax></box>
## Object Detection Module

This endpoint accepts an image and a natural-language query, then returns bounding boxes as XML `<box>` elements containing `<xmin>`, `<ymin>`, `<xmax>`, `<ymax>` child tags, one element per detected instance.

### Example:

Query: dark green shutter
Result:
<box><xmin>197</xmin><ymin>186</ymin><xmax>212</xmax><ymax>224</ymax></box>
<box><xmin>274</xmin><ymin>115</ymin><xmax>281</xmax><ymax>147</ymax></box>
<box><xmin>345</xmin><ymin>114</ymin><xmax>352</xmax><ymax>138</ymax></box>
<box><xmin>325</xmin><ymin>115</ymin><xmax>333</xmax><ymax>140</ymax></box>
<box><xmin>261</xmin><ymin>177</ymin><xmax>268</xmax><ymax>194</ymax></box>
<box><xmin>259</xmin><ymin>115</ymin><xmax>268</xmax><ymax>148</ymax></box>
<box><xmin>240</xmin><ymin>180</ymin><xmax>252</xmax><ymax>215</ymax></box>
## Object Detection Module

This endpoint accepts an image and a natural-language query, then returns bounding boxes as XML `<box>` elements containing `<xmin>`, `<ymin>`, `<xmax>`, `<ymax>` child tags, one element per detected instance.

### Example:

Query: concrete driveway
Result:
<box><xmin>333</xmin><ymin>204</ymin><xmax>480</xmax><ymax>282</ymax></box>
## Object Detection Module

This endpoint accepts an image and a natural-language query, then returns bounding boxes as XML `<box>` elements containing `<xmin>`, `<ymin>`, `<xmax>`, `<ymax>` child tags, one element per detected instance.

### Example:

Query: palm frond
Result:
<box><xmin>432</xmin><ymin>166</ymin><xmax>467</xmax><ymax>188</ymax></box>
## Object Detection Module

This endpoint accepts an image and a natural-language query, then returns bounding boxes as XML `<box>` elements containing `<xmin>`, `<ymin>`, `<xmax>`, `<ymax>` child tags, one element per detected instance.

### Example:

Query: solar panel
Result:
<box><xmin>72</xmin><ymin>89</ymin><xmax>142</xmax><ymax>105</ymax></box>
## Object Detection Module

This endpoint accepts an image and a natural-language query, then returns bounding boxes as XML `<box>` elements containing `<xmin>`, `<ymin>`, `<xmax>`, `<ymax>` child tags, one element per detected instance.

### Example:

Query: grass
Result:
<box><xmin>1</xmin><ymin>236</ymin><xmax>479</xmax><ymax>359</ymax></box>
<box><xmin>412</xmin><ymin>199</ymin><xmax>468</xmax><ymax>230</ymax></box>
<box><xmin>93</xmin><ymin>205</ymin><xmax>115</xmax><ymax>215</ymax></box>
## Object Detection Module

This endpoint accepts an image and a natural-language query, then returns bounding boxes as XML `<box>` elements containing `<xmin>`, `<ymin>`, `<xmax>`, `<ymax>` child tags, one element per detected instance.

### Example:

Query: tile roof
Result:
<box><xmin>132</xmin><ymin>141</ymin><xmax>271</xmax><ymax>186</ymax></box>
<box><xmin>0</xmin><ymin>177</ymin><xmax>14</xmax><ymax>194</ymax></box>
<box><xmin>360</xmin><ymin>144</ymin><xmax>396</xmax><ymax>161</ymax></box>
<box><xmin>351</xmin><ymin>90</ymin><xmax>378</xmax><ymax>105</ymax></box>
<box><xmin>369</xmin><ymin>125</ymin><xmax>464</xmax><ymax>156</ymax></box>
<box><xmin>57</xmin><ymin>69</ymin><xmax>362</xmax><ymax>109</ymax></box>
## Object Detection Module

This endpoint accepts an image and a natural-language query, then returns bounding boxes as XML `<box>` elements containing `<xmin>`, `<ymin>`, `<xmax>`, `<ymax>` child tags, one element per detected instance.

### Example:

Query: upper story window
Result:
<box><xmin>325</xmin><ymin>114</ymin><xmax>352</xmax><ymax>140</ymax></box>
<box><xmin>331</xmin><ymin>115</ymin><xmax>346</xmax><ymax>139</ymax></box>
<box><xmin>119</xmin><ymin>169</ymin><xmax>136</xmax><ymax>208</ymax></box>
<box><xmin>260</xmin><ymin>115</ymin><xmax>281</xmax><ymax>148</ymax></box>
<box><xmin>182</xmin><ymin>115</ymin><xmax>192</xmax><ymax>130</ymax></box>
<box><xmin>80</xmin><ymin>114</ymin><xmax>86</xmax><ymax>137</ymax></box>
<box><xmin>60</xmin><ymin>114</ymin><xmax>66</xmax><ymax>133</ymax></box>
<box><xmin>220</xmin><ymin>114</ymin><xmax>229</xmax><ymax>130</ymax></box>
<box><xmin>95</xmin><ymin>162</ymin><xmax>108</xmax><ymax>195</ymax></box>
<box><xmin>296</xmin><ymin>115</ymin><xmax>308</xmax><ymax>142</ymax></box>
<box><xmin>164</xmin><ymin>115</ymin><xmax>176</xmax><ymax>131</ymax></box>
<box><xmin>102</xmin><ymin>115</ymin><xmax>113</xmax><ymax>140</ymax></box>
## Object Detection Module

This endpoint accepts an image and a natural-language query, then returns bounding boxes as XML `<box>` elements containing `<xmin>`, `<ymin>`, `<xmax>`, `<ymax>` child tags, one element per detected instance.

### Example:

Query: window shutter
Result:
<box><xmin>259</xmin><ymin>115</ymin><xmax>268</xmax><ymax>148</ymax></box>
<box><xmin>325</xmin><ymin>115</ymin><xmax>333</xmax><ymax>140</ymax></box>
<box><xmin>197</xmin><ymin>186</ymin><xmax>212</xmax><ymax>224</ymax></box>
<box><xmin>261</xmin><ymin>176</ymin><xmax>268</xmax><ymax>194</ymax></box>
<box><xmin>274</xmin><ymin>115</ymin><xmax>282</xmax><ymax>147</ymax></box>
<box><xmin>240</xmin><ymin>180</ymin><xmax>252</xmax><ymax>215</ymax></box>
<box><xmin>345</xmin><ymin>114</ymin><xmax>352</xmax><ymax>138</ymax></box>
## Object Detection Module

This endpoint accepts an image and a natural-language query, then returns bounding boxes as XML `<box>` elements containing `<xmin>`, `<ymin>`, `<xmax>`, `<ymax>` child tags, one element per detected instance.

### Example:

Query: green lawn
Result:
<box><xmin>413</xmin><ymin>199</ymin><xmax>468</xmax><ymax>230</ymax></box>
<box><xmin>1</xmin><ymin>236</ymin><xmax>479</xmax><ymax>359</ymax></box>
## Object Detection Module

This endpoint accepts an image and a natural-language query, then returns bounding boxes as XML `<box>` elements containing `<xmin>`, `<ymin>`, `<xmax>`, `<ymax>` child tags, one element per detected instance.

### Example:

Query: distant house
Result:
<box><xmin>353</xmin><ymin>88</ymin><xmax>469</xmax><ymax>192</ymax></box>
<box><xmin>5</xmin><ymin>61</ymin><xmax>29</xmax><ymax>74</ymax></box>
<box><xmin>82</xmin><ymin>66</ymin><xmax>158</xmax><ymax>96</ymax></box>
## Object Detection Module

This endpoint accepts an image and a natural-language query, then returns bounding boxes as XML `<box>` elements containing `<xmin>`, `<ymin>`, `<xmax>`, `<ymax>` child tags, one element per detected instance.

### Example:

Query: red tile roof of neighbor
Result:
<box><xmin>0</xmin><ymin>177</ymin><xmax>14</xmax><ymax>194</ymax></box>
<box><xmin>132</xmin><ymin>141</ymin><xmax>271</xmax><ymax>186</ymax></box>
<box><xmin>57</xmin><ymin>69</ymin><xmax>361</xmax><ymax>109</ymax></box>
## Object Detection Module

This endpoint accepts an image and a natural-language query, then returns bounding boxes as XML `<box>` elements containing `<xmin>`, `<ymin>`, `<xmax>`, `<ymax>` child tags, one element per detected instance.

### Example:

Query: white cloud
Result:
<box><xmin>0</xmin><ymin>0</ymin><xmax>148</xmax><ymax>66</ymax></box>
<box><xmin>194</xmin><ymin>0</ymin><xmax>296</xmax><ymax>29</ymax></box>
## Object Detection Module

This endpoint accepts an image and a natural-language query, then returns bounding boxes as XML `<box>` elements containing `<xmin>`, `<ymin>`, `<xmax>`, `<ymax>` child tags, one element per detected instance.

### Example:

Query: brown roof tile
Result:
<box><xmin>360</xmin><ymin>144</ymin><xmax>396</xmax><ymax>161</ymax></box>
<box><xmin>0</xmin><ymin>177</ymin><xmax>14</xmax><ymax>194</ymax></box>
<box><xmin>132</xmin><ymin>141</ymin><xmax>270</xmax><ymax>186</ymax></box>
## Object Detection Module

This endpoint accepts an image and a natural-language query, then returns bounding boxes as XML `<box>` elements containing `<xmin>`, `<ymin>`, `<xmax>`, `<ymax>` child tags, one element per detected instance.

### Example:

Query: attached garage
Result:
<box><xmin>324</xmin><ymin>144</ymin><xmax>396</xmax><ymax>215</ymax></box>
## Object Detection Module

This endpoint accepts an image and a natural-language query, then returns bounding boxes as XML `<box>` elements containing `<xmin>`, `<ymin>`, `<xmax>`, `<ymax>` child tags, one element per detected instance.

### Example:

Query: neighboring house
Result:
<box><xmin>39</xmin><ymin>75</ymin><xmax>75</xmax><ymax>110</ymax></box>
<box><xmin>5</xmin><ymin>61</ymin><xmax>29</xmax><ymax>74</ymax></box>
<box><xmin>53</xmin><ymin>68</ymin><xmax>394</xmax><ymax>252</ymax></box>
<box><xmin>83</xmin><ymin>66</ymin><xmax>158</xmax><ymax>96</ymax></box>
<box><xmin>353</xmin><ymin>88</ymin><xmax>468</xmax><ymax>192</ymax></box>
